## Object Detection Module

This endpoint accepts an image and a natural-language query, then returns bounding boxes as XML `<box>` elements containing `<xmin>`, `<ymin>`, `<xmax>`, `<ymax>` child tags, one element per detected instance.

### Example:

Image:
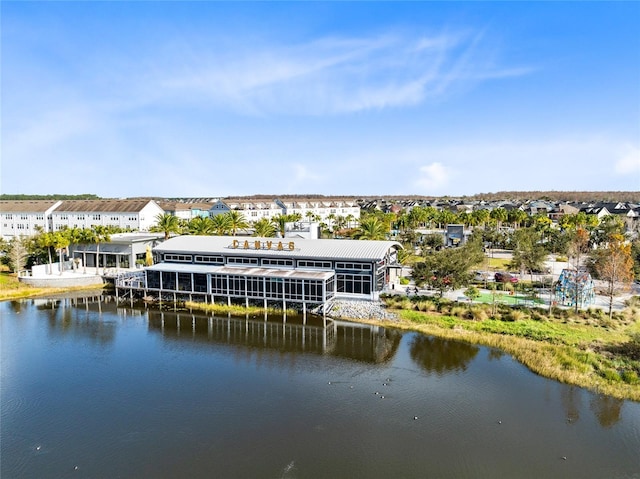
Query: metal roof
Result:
<box><xmin>0</xmin><ymin>200</ymin><xmax>60</xmax><ymax>213</ymax></box>
<box><xmin>54</xmin><ymin>199</ymin><xmax>157</xmax><ymax>213</ymax></box>
<box><xmin>146</xmin><ymin>262</ymin><xmax>335</xmax><ymax>280</ymax></box>
<box><xmin>154</xmin><ymin>236</ymin><xmax>401</xmax><ymax>262</ymax></box>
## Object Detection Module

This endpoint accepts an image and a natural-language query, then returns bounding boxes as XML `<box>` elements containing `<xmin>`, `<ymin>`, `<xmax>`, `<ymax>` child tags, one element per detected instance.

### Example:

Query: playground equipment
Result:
<box><xmin>555</xmin><ymin>269</ymin><xmax>595</xmax><ymax>308</ymax></box>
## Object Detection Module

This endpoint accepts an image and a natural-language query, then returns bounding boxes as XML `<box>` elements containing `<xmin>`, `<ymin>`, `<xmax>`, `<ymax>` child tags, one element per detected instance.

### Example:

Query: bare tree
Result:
<box><xmin>8</xmin><ymin>237</ymin><xmax>29</xmax><ymax>275</ymax></box>
<box><xmin>567</xmin><ymin>228</ymin><xmax>590</xmax><ymax>313</ymax></box>
<box><xmin>591</xmin><ymin>234</ymin><xmax>634</xmax><ymax>320</ymax></box>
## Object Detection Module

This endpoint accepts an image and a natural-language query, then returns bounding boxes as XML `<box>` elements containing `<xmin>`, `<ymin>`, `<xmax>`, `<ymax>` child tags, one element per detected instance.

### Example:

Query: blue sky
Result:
<box><xmin>2</xmin><ymin>1</ymin><xmax>639</xmax><ymax>198</ymax></box>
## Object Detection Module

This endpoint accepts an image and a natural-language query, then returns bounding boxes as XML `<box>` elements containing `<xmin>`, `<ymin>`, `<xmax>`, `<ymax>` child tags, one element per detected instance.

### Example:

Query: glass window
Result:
<box><xmin>161</xmin><ymin>271</ymin><xmax>176</xmax><ymax>290</ymax></box>
<box><xmin>227</xmin><ymin>257</ymin><xmax>259</xmax><ymax>266</ymax></box>
<box><xmin>147</xmin><ymin>271</ymin><xmax>160</xmax><ymax>289</ymax></box>
<box><xmin>194</xmin><ymin>274</ymin><xmax>207</xmax><ymax>292</ymax></box>
<box><xmin>178</xmin><ymin>273</ymin><xmax>192</xmax><ymax>291</ymax></box>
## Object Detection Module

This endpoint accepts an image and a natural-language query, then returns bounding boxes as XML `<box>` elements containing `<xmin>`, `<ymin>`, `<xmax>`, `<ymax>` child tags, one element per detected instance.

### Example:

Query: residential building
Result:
<box><xmin>0</xmin><ymin>200</ymin><xmax>61</xmax><ymax>239</ymax></box>
<box><xmin>50</xmin><ymin>199</ymin><xmax>164</xmax><ymax>232</ymax></box>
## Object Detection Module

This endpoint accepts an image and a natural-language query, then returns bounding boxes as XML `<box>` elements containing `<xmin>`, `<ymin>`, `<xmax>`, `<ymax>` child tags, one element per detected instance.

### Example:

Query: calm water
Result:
<box><xmin>2</xmin><ymin>293</ymin><xmax>639</xmax><ymax>479</ymax></box>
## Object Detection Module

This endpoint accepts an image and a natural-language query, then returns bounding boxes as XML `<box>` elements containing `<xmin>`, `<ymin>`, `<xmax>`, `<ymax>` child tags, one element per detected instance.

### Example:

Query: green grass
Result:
<box><xmin>184</xmin><ymin>300</ymin><xmax>297</xmax><ymax>317</ymax></box>
<box><xmin>476</xmin><ymin>292</ymin><xmax>544</xmax><ymax>305</ymax></box>
<box><xmin>487</xmin><ymin>257</ymin><xmax>512</xmax><ymax>271</ymax></box>
<box><xmin>0</xmin><ymin>272</ymin><xmax>106</xmax><ymax>301</ymax></box>
<box><xmin>380</xmin><ymin>294</ymin><xmax>640</xmax><ymax>401</ymax></box>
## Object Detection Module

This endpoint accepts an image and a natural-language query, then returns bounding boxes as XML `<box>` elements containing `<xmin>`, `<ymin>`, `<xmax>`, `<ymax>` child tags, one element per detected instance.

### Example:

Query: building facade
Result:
<box><xmin>69</xmin><ymin>232</ymin><xmax>165</xmax><ymax>271</ymax></box>
<box><xmin>131</xmin><ymin>236</ymin><xmax>402</xmax><ymax>308</ymax></box>
<box><xmin>50</xmin><ymin>199</ymin><xmax>164</xmax><ymax>232</ymax></box>
<box><xmin>0</xmin><ymin>200</ymin><xmax>62</xmax><ymax>239</ymax></box>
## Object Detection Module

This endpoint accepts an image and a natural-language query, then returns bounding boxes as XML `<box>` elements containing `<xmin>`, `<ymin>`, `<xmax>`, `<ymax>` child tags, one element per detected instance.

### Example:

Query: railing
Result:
<box><xmin>115</xmin><ymin>271</ymin><xmax>146</xmax><ymax>289</ymax></box>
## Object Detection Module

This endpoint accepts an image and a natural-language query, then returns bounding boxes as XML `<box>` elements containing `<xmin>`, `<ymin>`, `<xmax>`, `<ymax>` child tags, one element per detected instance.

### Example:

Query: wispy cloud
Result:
<box><xmin>415</xmin><ymin>162</ymin><xmax>452</xmax><ymax>192</ymax></box>
<box><xmin>405</xmin><ymin>136</ymin><xmax>640</xmax><ymax>194</ymax></box>
<box><xmin>614</xmin><ymin>145</ymin><xmax>640</xmax><ymax>175</ymax></box>
<box><xmin>125</xmin><ymin>29</ymin><xmax>532</xmax><ymax>116</ymax></box>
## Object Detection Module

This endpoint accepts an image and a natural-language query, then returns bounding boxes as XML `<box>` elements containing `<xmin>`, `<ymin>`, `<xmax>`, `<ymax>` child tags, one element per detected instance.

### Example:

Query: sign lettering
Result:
<box><xmin>230</xmin><ymin>240</ymin><xmax>296</xmax><ymax>251</ymax></box>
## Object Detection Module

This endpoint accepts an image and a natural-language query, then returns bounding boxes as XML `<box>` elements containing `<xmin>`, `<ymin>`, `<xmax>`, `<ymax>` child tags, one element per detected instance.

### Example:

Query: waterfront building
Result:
<box><xmin>69</xmin><ymin>232</ymin><xmax>165</xmax><ymax>271</ymax></box>
<box><xmin>120</xmin><ymin>236</ymin><xmax>402</xmax><ymax>309</ymax></box>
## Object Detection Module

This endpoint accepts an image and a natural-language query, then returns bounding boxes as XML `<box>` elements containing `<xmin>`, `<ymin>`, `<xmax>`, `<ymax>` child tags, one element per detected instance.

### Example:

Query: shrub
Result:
<box><xmin>416</xmin><ymin>300</ymin><xmax>437</xmax><ymax>312</ymax></box>
<box><xmin>530</xmin><ymin>309</ymin><xmax>547</xmax><ymax>321</ymax></box>
<box><xmin>399</xmin><ymin>276</ymin><xmax>410</xmax><ymax>285</ymax></box>
<box><xmin>396</xmin><ymin>298</ymin><xmax>413</xmax><ymax>310</ymax></box>
<box><xmin>450</xmin><ymin>306</ymin><xmax>467</xmax><ymax>318</ymax></box>
<box><xmin>504</xmin><ymin>309</ymin><xmax>528</xmax><ymax>322</ymax></box>
<box><xmin>624</xmin><ymin>296</ymin><xmax>640</xmax><ymax>308</ymax></box>
<box><xmin>600</xmin><ymin>369</ymin><xmax>621</xmax><ymax>382</ymax></box>
<box><xmin>469</xmin><ymin>306</ymin><xmax>489</xmax><ymax>321</ymax></box>
<box><xmin>621</xmin><ymin>370</ymin><xmax>639</xmax><ymax>385</ymax></box>
<box><xmin>556</xmin><ymin>255</ymin><xmax>568</xmax><ymax>262</ymax></box>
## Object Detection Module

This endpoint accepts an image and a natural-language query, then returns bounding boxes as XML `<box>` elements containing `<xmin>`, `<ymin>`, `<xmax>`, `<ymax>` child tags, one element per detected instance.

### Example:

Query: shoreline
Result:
<box><xmin>3</xmin><ymin>283</ymin><xmax>638</xmax><ymax>402</ymax></box>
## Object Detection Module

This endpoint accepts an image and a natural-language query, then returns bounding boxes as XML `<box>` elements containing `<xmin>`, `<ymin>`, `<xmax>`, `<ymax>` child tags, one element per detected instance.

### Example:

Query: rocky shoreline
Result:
<box><xmin>323</xmin><ymin>298</ymin><xmax>398</xmax><ymax>321</ymax></box>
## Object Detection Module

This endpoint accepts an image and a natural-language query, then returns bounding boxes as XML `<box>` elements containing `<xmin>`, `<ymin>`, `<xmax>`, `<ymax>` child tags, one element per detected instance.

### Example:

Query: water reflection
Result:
<box><xmin>590</xmin><ymin>395</ymin><xmax>624</xmax><ymax>428</ymax></box>
<box><xmin>31</xmin><ymin>293</ymin><xmax>123</xmax><ymax>345</ymax></box>
<box><xmin>2</xmin><ymin>296</ymin><xmax>640</xmax><ymax>479</ymax></box>
<box><xmin>147</xmin><ymin>310</ymin><xmax>401</xmax><ymax>363</ymax></box>
<box><xmin>562</xmin><ymin>385</ymin><xmax>582</xmax><ymax>424</ymax></box>
<box><xmin>409</xmin><ymin>335</ymin><xmax>479</xmax><ymax>374</ymax></box>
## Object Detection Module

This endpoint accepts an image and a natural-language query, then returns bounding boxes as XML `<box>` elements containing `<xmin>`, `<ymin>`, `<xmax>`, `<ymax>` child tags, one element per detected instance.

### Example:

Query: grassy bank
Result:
<box><xmin>4</xmin><ymin>269</ymin><xmax>638</xmax><ymax>401</ymax></box>
<box><xmin>183</xmin><ymin>300</ymin><xmax>298</xmax><ymax>317</ymax></box>
<box><xmin>0</xmin><ymin>272</ymin><xmax>106</xmax><ymax>301</ymax></box>
<box><xmin>378</xmin><ymin>295</ymin><xmax>640</xmax><ymax>402</ymax></box>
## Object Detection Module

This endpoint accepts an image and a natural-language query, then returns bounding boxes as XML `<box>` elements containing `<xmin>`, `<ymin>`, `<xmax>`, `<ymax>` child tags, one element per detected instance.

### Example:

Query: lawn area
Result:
<box><xmin>0</xmin><ymin>272</ymin><xmax>105</xmax><ymax>301</ymax></box>
<box><xmin>0</xmin><ymin>272</ymin><xmax>24</xmax><ymax>291</ymax></box>
<box><xmin>476</xmin><ymin>292</ymin><xmax>545</xmax><ymax>305</ymax></box>
<box><xmin>381</xmin><ymin>294</ymin><xmax>640</xmax><ymax>401</ymax></box>
<box><xmin>487</xmin><ymin>257</ymin><xmax>511</xmax><ymax>271</ymax></box>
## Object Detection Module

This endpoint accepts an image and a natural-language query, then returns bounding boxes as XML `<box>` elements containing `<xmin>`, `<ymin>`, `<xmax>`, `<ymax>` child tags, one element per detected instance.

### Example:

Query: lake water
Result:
<box><xmin>2</xmin><ymin>293</ymin><xmax>639</xmax><ymax>479</ymax></box>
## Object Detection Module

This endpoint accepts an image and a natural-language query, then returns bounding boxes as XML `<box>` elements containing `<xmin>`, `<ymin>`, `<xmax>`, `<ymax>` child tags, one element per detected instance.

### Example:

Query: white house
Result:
<box><xmin>276</xmin><ymin>197</ymin><xmax>361</xmax><ymax>224</ymax></box>
<box><xmin>158</xmin><ymin>201</ymin><xmax>214</xmax><ymax>221</ymax></box>
<box><xmin>0</xmin><ymin>200</ymin><xmax>62</xmax><ymax>239</ymax></box>
<box><xmin>209</xmin><ymin>198</ymin><xmax>284</xmax><ymax>221</ymax></box>
<box><xmin>50</xmin><ymin>199</ymin><xmax>165</xmax><ymax>232</ymax></box>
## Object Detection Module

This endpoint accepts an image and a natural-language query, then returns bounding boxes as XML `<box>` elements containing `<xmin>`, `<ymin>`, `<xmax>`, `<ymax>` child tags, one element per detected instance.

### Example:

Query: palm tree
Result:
<box><xmin>76</xmin><ymin>228</ymin><xmax>96</xmax><ymax>273</ymax></box>
<box><xmin>52</xmin><ymin>232</ymin><xmax>70</xmax><ymax>275</ymax></box>
<box><xmin>91</xmin><ymin>225</ymin><xmax>111</xmax><ymax>275</ymax></box>
<box><xmin>508</xmin><ymin>209</ymin><xmax>528</xmax><ymax>229</ymax></box>
<box><xmin>472</xmin><ymin>209</ymin><xmax>490</xmax><ymax>229</ymax></box>
<box><xmin>490</xmin><ymin>207</ymin><xmax>508</xmax><ymax>230</ymax></box>
<box><xmin>152</xmin><ymin>213</ymin><xmax>182</xmax><ymax>240</ymax></box>
<box><xmin>38</xmin><ymin>231</ymin><xmax>55</xmax><ymax>275</ymax></box>
<box><xmin>211</xmin><ymin>214</ymin><xmax>233</xmax><ymax>235</ymax></box>
<box><xmin>437</xmin><ymin>210</ymin><xmax>456</xmax><ymax>229</ymax></box>
<box><xmin>407</xmin><ymin>207</ymin><xmax>425</xmax><ymax>230</ymax></box>
<box><xmin>322</xmin><ymin>213</ymin><xmax>334</xmax><ymax>236</ymax></box>
<box><xmin>333</xmin><ymin>215</ymin><xmax>347</xmax><ymax>235</ymax></box>
<box><xmin>345</xmin><ymin>214</ymin><xmax>355</xmax><ymax>229</ymax></box>
<box><xmin>272</xmin><ymin>214</ymin><xmax>290</xmax><ymax>238</ymax></box>
<box><xmin>253</xmin><ymin>218</ymin><xmax>276</xmax><ymax>237</ymax></box>
<box><xmin>355</xmin><ymin>217</ymin><xmax>388</xmax><ymax>240</ymax></box>
<box><xmin>187</xmin><ymin>216</ymin><xmax>214</xmax><ymax>235</ymax></box>
<box><xmin>226</xmin><ymin>211</ymin><xmax>249</xmax><ymax>236</ymax></box>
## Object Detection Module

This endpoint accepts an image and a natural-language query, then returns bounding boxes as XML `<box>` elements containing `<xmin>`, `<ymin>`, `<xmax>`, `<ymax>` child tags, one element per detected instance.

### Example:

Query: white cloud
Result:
<box><xmin>292</xmin><ymin>163</ymin><xmax>323</xmax><ymax>183</ymax></box>
<box><xmin>130</xmin><ymin>29</ymin><xmax>530</xmax><ymax>116</ymax></box>
<box><xmin>415</xmin><ymin>162</ymin><xmax>451</xmax><ymax>191</ymax></box>
<box><xmin>614</xmin><ymin>145</ymin><xmax>640</xmax><ymax>175</ymax></box>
